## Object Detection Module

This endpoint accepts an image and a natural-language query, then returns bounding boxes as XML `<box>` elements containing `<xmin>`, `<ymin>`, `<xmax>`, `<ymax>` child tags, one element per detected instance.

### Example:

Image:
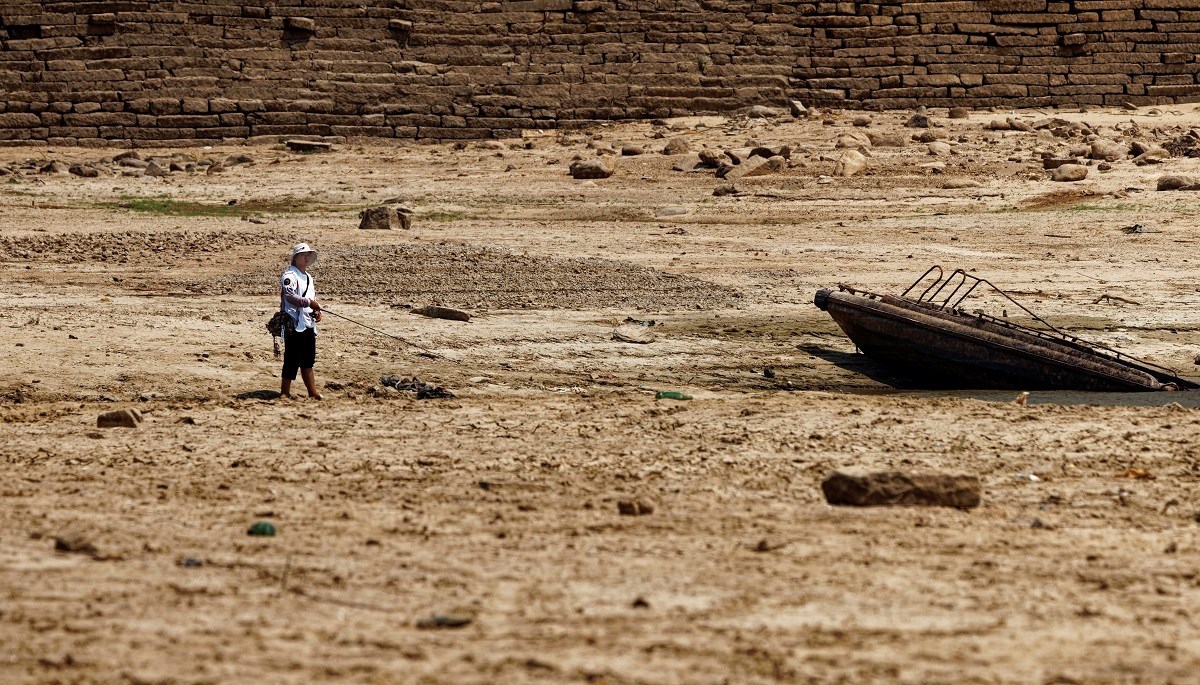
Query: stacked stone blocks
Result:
<box><xmin>1</xmin><ymin>1</ymin><xmax>1200</xmax><ymax>144</ymax></box>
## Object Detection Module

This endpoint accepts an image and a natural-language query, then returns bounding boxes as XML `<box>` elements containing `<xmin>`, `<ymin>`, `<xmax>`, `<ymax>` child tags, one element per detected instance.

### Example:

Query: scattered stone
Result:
<box><xmin>906</xmin><ymin>113</ymin><xmax>930</xmax><ymax>128</ymax></box>
<box><xmin>39</xmin><ymin>160</ymin><xmax>69</xmax><ymax>175</ymax></box>
<box><xmin>927</xmin><ymin>141</ymin><xmax>952</xmax><ymax>156</ymax></box>
<box><xmin>1050</xmin><ymin>164</ymin><xmax>1088</xmax><ymax>182</ymax></box>
<box><xmin>720</xmin><ymin>155</ymin><xmax>768</xmax><ymax>180</ymax></box>
<box><xmin>1042</xmin><ymin>158</ymin><xmax>1080</xmax><ymax>170</ymax></box>
<box><xmin>1157</xmin><ymin>175</ymin><xmax>1200</xmax><ymax>191</ymax></box>
<box><xmin>97</xmin><ymin>408</ymin><xmax>142</xmax><ymax>429</ymax></box>
<box><xmin>226</xmin><ymin>153</ymin><xmax>254</xmax><ymax>165</ymax></box>
<box><xmin>205</xmin><ymin>162</ymin><xmax>226</xmax><ymax>175</ymax></box>
<box><xmin>834</xmin><ymin>149</ymin><xmax>867</xmax><ymax>177</ymax></box>
<box><xmin>655</xmin><ymin>206</ymin><xmax>688</xmax><ymax>217</ymax></box>
<box><xmin>411</xmin><ymin>305</ymin><xmax>470</xmax><ymax>322</ymax></box>
<box><xmin>620</xmin><ymin>145</ymin><xmax>645</xmax><ymax>156</ymax></box>
<box><xmin>661</xmin><ymin>138</ymin><xmax>690</xmax><ymax>155</ymax></box>
<box><xmin>1007</xmin><ymin>117</ymin><xmax>1034</xmax><ymax>132</ymax></box>
<box><xmin>987</xmin><ymin>119</ymin><xmax>1012</xmax><ymax>131</ymax></box>
<box><xmin>247</xmin><ymin>521</ymin><xmax>276</xmax><ymax>536</ymax></box>
<box><xmin>113</xmin><ymin>150</ymin><xmax>141</xmax><ymax>162</ymax></box>
<box><xmin>865</xmin><ymin>130</ymin><xmax>906</xmax><ymax>147</ymax></box>
<box><xmin>569</xmin><ymin>158</ymin><xmax>614</xmax><ymax>179</ymax></box>
<box><xmin>613</xmin><ymin>323</ymin><xmax>656</xmax><ymax>344</ymax></box>
<box><xmin>914</xmin><ymin>129</ymin><xmax>948</xmax><ymax>143</ymax></box>
<box><xmin>852</xmin><ymin>116</ymin><xmax>871</xmax><ymax>127</ymax></box>
<box><xmin>836</xmin><ymin>131</ymin><xmax>872</xmax><ymax>150</ymax></box>
<box><xmin>617</xmin><ymin>499</ymin><xmax>655</xmax><ymax>516</ymax></box>
<box><xmin>821</xmin><ymin>471</ymin><xmax>981</xmax><ymax>509</ymax></box>
<box><xmin>750</xmin><ymin>145</ymin><xmax>790</xmax><ymax>159</ymax></box>
<box><xmin>712</xmin><ymin>184</ymin><xmax>737</xmax><ymax>196</ymax></box>
<box><xmin>671</xmin><ymin>154</ymin><xmax>702</xmax><ymax>172</ymax></box>
<box><xmin>416</xmin><ymin>614</ymin><xmax>472</xmax><ymax>629</ymax></box>
<box><xmin>697</xmin><ymin>149</ymin><xmax>725</xmax><ymax>168</ymax></box>
<box><xmin>746</xmin><ymin>105</ymin><xmax>781</xmax><ymax>118</ymax></box>
<box><xmin>285</xmin><ymin>139</ymin><xmax>332</xmax><ymax>153</ymax></box>
<box><xmin>1089</xmin><ymin>139</ymin><xmax>1129</xmax><ymax>162</ymax></box>
<box><xmin>943</xmin><ymin>178</ymin><xmax>981</xmax><ymax>189</ymax></box>
<box><xmin>379</xmin><ymin>375</ymin><xmax>455</xmax><ymax>399</ymax></box>
<box><xmin>948</xmin><ymin>107</ymin><xmax>970</xmax><ymax>119</ymax></box>
<box><xmin>69</xmin><ymin>164</ymin><xmax>99</xmax><ymax>178</ymax></box>
<box><xmin>358</xmin><ymin>205</ymin><xmax>412</xmax><ymax>230</ymax></box>
<box><xmin>788</xmin><ymin>100</ymin><xmax>807</xmax><ymax>117</ymax></box>
<box><xmin>54</xmin><ymin>532</ymin><xmax>98</xmax><ymax>556</ymax></box>
<box><xmin>118</xmin><ymin>157</ymin><xmax>149</xmax><ymax>168</ymax></box>
<box><xmin>145</xmin><ymin>161</ymin><xmax>168</xmax><ymax>177</ymax></box>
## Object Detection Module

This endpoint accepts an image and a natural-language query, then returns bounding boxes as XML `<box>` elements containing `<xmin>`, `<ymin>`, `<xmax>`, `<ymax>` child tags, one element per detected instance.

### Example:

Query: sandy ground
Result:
<box><xmin>4</xmin><ymin>106</ymin><xmax>1200</xmax><ymax>684</ymax></box>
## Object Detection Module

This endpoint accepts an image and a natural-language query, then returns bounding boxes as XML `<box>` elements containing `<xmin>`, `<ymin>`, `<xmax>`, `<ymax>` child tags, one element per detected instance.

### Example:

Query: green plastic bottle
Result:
<box><xmin>655</xmin><ymin>390</ymin><xmax>693</xmax><ymax>400</ymax></box>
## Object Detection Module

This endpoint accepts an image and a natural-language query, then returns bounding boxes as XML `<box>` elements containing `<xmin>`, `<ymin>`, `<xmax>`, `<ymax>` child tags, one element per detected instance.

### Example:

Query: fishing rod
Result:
<box><xmin>319</xmin><ymin>307</ymin><xmax>451</xmax><ymax>362</ymax></box>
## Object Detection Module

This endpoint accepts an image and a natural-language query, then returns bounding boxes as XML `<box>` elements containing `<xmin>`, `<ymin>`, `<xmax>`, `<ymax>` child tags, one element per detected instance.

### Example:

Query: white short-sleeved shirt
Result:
<box><xmin>280</xmin><ymin>265</ymin><xmax>316</xmax><ymax>333</ymax></box>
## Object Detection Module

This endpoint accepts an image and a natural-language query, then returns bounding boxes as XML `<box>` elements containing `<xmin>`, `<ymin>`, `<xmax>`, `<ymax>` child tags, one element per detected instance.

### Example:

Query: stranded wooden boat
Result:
<box><xmin>815</xmin><ymin>266</ymin><xmax>1199</xmax><ymax>392</ymax></box>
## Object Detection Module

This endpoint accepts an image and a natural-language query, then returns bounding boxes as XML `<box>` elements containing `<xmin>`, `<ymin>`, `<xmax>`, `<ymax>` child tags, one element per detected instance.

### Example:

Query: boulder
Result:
<box><xmin>697</xmin><ymin>149</ymin><xmax>725</xmax><ymax>168</ymax></box>
<box><xmin>834</xmin><ymin>149</ymin><xmax>867</xmax><ymax>177</ymax></box>
<box><xmin>569</xmin><ymin>158</ymin><xmax>614</xmax><ymax>179</ymax></box>
<box><xmin>1050</xmin><ymin>164</ymin><xmax>1088</xmax><ymax>182</ymax></box>
<box><xmin>1043</xmin><ymin>158</ymin><xmax>1080</xmax><ymax>170</ymax></box>
<box><xmin>97</xmin><ymin>408</ymin><xmax>143</xmax><ymax>429</ymax></box>
<box><xmin>620</xmin><ymin>145</ymin><xmax>645</xmax><ymax>156</ymax></box>
<box><xmin>836</xmin><ymin>131</ymin><xmax>872</xmax><ymax>150</ymax></box>
<box><xmin>39</xmin><ymin>160</ymin><xmax>69</xmax><ymax>175</ymax></box>
<box><xmin>927</xmin><ymin>141</ymin><xmax>952</xmax><ymax>156</ymax></box>
<box><xmin>1157</xmin><ymin>175</ymin><xmax>1200</xmax><ymax>191</ymax></box>
<box><xmin>358</xmin><ymin>205</ymin><xmax>412</xmax><ymax>230</ymax></box>
<box><xmin>914</xmin><ymin>129</ymin><xmax>948</xmax><ymax>143</ymax></box>
<box><xmin>661</xmin><ymin>138</ymin><xmax>690</xmax><ymax>155</ymax></box>
<box><xmin>671</xmin><ymin>154</ymin><xmax>702</xmax><ymax>172</ymax></box>
<box><xmin>746</xmin><ymin>105</ymin><xmax>782</xmax><ymax>118</ymax></box>
<box><xmin>750</xmin><ymin>145</ymin><xmax>791</xmax><ymax>159</ymax></box>
<box><xmin>613</xmin><ymin>323</ymin><xmax>656</xmax><ymax>344</ymax></box>
<box><xmin>948</xmin><ymin>107</ymin><xmax>970</xmax><ymax>119</ymax></box>
<box><xmin>821</xmin><ymin>471</ymin><xmax>981</xmax><ymax>508</ymax></box>
<box><xmin>906</xmin><ymin>113</ymin><xmax>930</xmax><ymax>128</ymax></box>
<box><xmin>865</xmin><ymin>130</ymin><xmax>906</xmax><ymax>147</ymax></box>
<box><xmin>1089</xmin><ymin>139</ymin><xmax>1129</xmax><ymax>161</ymax></box>
<box><xmin>69</xmin><ymin>164</ymin><xmax>100</xmax><ymax>178</ymax></box>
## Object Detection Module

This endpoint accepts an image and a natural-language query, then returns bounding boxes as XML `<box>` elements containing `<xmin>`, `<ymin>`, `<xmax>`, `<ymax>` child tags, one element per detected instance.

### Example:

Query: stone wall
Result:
<box><xmin>2</xmin><ymin>1</ymin><xmax>1200</xmax><ymax>144</ymax></box>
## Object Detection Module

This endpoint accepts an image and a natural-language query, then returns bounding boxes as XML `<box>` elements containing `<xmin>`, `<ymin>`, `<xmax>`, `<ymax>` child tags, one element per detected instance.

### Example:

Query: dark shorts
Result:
<box><xmin>281</xmin><ymin>327</ymin><xmax>316</xmax><ymax>379</ymax></box>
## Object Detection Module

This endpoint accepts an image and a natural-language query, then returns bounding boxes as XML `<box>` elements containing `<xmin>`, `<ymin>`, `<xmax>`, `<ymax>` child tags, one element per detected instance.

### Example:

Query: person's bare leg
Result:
<box><xmin>301</xmin><ymin>368</ymin><xmax>321</xmax><ymax>399</ymax></box>
<box><xmin>280</xmin><ymin>378</ymin><xmax>292</xmax><ymax>398</ymax></box>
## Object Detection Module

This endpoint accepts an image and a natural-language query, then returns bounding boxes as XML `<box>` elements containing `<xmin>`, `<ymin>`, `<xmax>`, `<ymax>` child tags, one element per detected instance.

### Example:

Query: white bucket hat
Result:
<box><xmin>291</xmin><ymin>242</ymin><xmax>317</xmax><ymax>261</ymax></box>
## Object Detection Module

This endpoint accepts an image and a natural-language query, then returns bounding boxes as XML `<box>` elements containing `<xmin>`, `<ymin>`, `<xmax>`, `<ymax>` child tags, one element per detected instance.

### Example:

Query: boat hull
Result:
<box><xmin>815</xmin><ymin>289</ymin><xmax>1168</xmax><ymax>391</ymax></box>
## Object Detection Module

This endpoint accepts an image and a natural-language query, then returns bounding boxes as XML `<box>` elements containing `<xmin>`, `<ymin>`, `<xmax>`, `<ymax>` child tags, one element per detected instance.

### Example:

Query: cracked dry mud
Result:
<box><xmin>3</xmin><ymin>108</ymin><xmax>1200</xmax><ymax>684</ymax></box>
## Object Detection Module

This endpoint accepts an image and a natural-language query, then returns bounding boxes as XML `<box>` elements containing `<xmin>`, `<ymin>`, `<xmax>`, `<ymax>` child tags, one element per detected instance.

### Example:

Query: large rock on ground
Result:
<box><xmin>834</xmin><ymin>149</ymin><xmax>867</xmax><ymax>177</ymax></box>
<box><xmin>569</xmin><ymin>158</ymin><xmax>615</xmax><ymax>179</ymax></box>
<box><xmin>662</xmin><ymin>138</ymin><xmax>690</xmax><ymax>155</ymax></box>
<box><xmin>1157</xmin><ymin>175</ymin><xmax>1200</xmax><ymax>191</ymax></box>
<box><xmin>97</xmin><ymin>408</ymin><xmax>143</xmax><ymax>429</ymax></box>
<box><xmin>821</xmin><ymin>471</ymin><xmax>981</xmax><ymax>509</ymax></box>
<box><xmin>1050</xmin><ymin>164</ymin><xmax>1088</xmax><ymax>182</ymax></box>
<box><xmin>1089</xmin><ymin>139</ymin><xmax>1129</xmax><ymax>161</ymax></box>
<box><xmin>359</xmin><ymin>205</ymin><xmax>412</xmax><ymax>230</ymax></box>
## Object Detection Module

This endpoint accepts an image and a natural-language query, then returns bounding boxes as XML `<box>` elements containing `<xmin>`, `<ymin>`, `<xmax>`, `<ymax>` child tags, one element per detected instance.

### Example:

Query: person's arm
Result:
<box><xmin>282</xmin><ymin>275</ymin><xmax>317</xmax><ymax>309</ymax></box>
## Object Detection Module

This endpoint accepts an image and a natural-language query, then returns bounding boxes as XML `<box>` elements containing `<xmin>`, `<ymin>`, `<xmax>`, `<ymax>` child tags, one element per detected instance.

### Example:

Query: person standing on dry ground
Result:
<box><xmin>279</xmin><ymin>243</ymin><xmax>323</xmax><ymax>400</ymax></box>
